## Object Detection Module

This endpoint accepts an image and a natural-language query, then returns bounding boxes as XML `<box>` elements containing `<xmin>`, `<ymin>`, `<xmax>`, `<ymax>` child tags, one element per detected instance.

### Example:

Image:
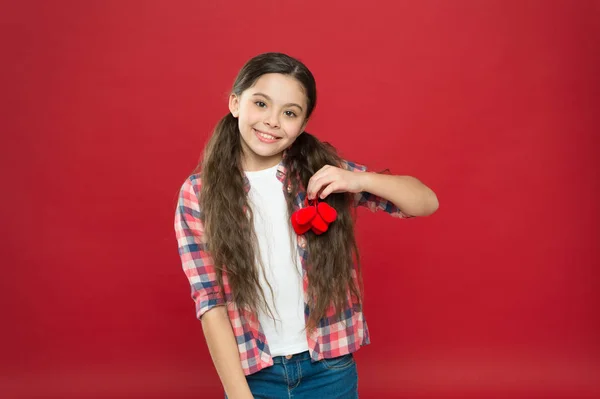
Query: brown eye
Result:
<box><xmin>284</xmin><ymin>110</ymin><xmax>297</xmax><ymax>118</ymax></box>
<box><xmin>255</xmin><ymin>101</ymin><xmax>266</xmax><ymax>108</ymax></box>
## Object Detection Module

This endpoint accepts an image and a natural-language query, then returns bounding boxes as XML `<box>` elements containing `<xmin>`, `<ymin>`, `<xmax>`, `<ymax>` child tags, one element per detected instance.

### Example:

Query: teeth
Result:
<box><xmin>257</xmin><ymin>131</ymin><xmax>277</xmax><ymax>140</ymax></box>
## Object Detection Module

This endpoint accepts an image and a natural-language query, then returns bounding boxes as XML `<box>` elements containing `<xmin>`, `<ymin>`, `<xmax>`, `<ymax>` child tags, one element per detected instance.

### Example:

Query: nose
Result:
<box><xmin>264</xmin><ymin>111</ymin><xmax>280</xmax><ymax>129</ymax></box>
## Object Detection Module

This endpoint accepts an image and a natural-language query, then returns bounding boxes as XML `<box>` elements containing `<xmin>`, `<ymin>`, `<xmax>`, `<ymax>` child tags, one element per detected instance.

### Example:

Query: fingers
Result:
<box><xmin>307</xmin><ymin>165</ymin><xmax>333</xmax><ymax>199</ymax></box>
<box><xmin>307</xmin><ymin>173</ymin><xmax>334</xmax><ymax>199</ymax></box>
<box><xmin>319</xmin><ymin>181</ymin><xmax>342</xmax><ymax>199</ymax></box>
<box><xmin>308</xmin><ymin>166</ymin><xmax>354</xmax><ymax>200</ymax></box>
<box><xmin>307</xmin><ymin>165</ymin><xmax>356</xmax><ymax>199</ymax></box>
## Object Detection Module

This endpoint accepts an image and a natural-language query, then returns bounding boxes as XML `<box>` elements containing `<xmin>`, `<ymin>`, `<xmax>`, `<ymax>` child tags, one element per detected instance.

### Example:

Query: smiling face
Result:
<box><xmin>229</xmin><ymin>73</ymin><xmax>309</xmax><ymax>171</ymax></box>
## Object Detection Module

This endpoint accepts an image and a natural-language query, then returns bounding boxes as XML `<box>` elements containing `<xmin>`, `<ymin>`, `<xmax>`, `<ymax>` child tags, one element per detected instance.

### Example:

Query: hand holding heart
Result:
<box><xmin>306</xmin><ymin>165</ymin><xmax>364</xmax><ymax>201</ymax></box>
<box><xmin>291</xmin><ymin>165</ymin><xmax>364</xmax><ymax>235</ymax></box>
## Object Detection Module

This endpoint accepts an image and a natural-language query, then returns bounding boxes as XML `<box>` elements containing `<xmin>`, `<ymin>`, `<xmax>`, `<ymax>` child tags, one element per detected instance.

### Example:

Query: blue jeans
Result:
<box><xmin>227</xmin><ymin>351</ymin><xmax>358</xmax><ymax>399</ymax></box>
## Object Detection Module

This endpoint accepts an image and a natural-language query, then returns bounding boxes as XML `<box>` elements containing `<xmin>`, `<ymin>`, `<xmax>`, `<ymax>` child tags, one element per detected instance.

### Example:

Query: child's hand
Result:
<box><xmin>306</xmin><ymin>165</ymin><xmax>365</xmax><ymax>200</ymax></box>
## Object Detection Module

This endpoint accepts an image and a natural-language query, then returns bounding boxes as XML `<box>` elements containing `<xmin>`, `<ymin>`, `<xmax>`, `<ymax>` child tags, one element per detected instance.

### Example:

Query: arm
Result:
<box><xmin>175</xmin><ymin>177</ymin><xmax>253</xmax><ymax>399</ymax></box>
<box><xmin>306</xmin><ymin>164</ymin><xmax>439</xmax><ymax>217</ymax></box>
<box><xmin>202</xmin><ymin>307</ymin><xmax>254</xmax><ymax>399</ymax></box>
<box><xmin>357</xmin><ymin>172</ymin><xmax>438</xmax><ymax>217</ymax></box>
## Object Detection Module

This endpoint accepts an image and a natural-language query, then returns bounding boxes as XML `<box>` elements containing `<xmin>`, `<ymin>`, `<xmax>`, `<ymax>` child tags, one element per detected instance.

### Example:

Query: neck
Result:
<box><xmin>241</xmin><ymin>149</ymin><xmax>283</xmax><ymax>172</ymax></box>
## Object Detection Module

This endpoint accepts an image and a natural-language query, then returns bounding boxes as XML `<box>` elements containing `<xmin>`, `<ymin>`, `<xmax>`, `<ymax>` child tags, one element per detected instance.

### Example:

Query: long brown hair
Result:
<box><xmin>198</xmin><ymin>53</ymin><xmax>362</xmax><ymax>330</ymax></box>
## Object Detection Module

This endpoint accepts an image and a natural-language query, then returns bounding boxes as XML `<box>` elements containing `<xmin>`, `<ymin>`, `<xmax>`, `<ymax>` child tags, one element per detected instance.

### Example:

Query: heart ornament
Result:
<box><xmin>291</xmin><ymin>198</ymin><xmax>338</xmax><ymax>235</ymax></box>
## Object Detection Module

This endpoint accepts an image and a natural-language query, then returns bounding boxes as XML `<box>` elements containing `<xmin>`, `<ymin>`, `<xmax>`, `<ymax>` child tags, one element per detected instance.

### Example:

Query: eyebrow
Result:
<box><xmin>252</xmin><ymin>92</ymin><xmax>304</xmax><ymax>112</ymax></box>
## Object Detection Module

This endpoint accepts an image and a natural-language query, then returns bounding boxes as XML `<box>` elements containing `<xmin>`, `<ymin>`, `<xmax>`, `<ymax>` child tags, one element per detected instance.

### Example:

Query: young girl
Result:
<box><xmin>175</xmin><ymin>52</ymin><xmax>438</xmax><ymax>399</ymax></box>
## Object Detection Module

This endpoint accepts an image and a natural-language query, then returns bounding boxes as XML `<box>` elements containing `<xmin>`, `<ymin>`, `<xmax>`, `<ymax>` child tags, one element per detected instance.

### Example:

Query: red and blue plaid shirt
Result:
<box><xmin>174</xmin><ymin>159</ymin><xmax>410</xmax><ymax>375</ymax></box>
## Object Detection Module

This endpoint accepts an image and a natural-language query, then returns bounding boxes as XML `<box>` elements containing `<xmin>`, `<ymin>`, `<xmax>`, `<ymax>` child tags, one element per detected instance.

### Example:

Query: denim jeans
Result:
<box><xmin>226</xmin><ymin>351</ymin><xmax>358</xmax><ymax>399</ymax></box>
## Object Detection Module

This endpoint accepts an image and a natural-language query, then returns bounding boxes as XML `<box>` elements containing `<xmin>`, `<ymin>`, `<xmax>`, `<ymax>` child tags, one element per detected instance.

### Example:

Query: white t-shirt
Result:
<box><xmin>245</xmin><ymin>164</ymin><xmax>309</xmax><ymax>357</ymax></box>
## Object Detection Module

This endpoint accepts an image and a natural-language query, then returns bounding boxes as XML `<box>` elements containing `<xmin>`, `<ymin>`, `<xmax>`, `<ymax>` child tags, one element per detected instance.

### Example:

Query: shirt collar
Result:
<box><xmin>242</xmin><ymin>155</ymin><xmax>288</xmax><ymax>193</ymax></box>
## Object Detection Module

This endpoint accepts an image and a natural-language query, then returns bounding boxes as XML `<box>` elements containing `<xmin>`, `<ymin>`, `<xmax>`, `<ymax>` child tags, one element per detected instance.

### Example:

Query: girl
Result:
<box><xmin>175</xmin><ymin>52</ymin><xmax>438</xmax><ymax>399</ymax></box>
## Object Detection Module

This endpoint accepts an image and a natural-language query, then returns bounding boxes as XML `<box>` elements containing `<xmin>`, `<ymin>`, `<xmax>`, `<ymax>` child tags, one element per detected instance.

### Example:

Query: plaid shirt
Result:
<box><xmin>174</xmin><ymin>159</ymin><xmax>410</xmax><ymax>376</ymax></box>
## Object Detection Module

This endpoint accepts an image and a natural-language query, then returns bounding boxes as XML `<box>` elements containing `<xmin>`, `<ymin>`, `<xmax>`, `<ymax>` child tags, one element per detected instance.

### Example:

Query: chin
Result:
<box><xmin>252</xmin><ymin>147</ymin><xmax>283</xmax><ymax>158</ymax></box>
<box><xmin>250</xmin><ymin>141</ymin><xmax>287</xmax><ymax>156</ymax></box>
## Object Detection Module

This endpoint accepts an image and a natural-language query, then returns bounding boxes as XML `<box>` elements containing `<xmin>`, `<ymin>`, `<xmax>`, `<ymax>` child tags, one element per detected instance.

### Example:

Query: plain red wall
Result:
<box><xmin>1</xmin><ymin>1</ymin><xmax>598</xmax><ymax>398</ymax></box>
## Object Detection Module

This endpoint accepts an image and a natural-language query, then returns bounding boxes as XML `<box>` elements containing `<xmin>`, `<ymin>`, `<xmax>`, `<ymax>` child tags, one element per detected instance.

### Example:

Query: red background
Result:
<box><xmin>1</xmin><ymin>1</ymin><xmax>599</xmax><ymax>398</ymax></box>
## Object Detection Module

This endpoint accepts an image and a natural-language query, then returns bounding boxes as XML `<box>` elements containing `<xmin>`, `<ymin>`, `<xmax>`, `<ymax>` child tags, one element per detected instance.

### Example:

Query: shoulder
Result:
<box><xmin>188</xmin><ymin>172</ymin><xmax>202</xmax><ymax>188</ymax></box>
<box><xmin>180</xmin><ymin>172</ymin><xmax>203</xmax><ymax>196</ymax></box>
<box><xmin>177</xmin><ymin>173</ymin><xmax>204</xmax><ymax>215</ymax></box>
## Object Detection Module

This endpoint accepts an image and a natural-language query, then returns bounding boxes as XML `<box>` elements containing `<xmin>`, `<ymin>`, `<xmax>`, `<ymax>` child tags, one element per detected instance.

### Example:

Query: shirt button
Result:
<box><xmin>298</xmin><ymin>236</ymin><xmax>306</xmax><ymax>248</ymax></box>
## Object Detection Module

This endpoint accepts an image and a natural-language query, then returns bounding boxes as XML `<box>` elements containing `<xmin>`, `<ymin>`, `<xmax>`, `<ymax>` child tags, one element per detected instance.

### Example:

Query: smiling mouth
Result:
<box><xmin>253</xmin><ymin>128</ymin><xmax>281</xmax><ymax>141</ymax></box>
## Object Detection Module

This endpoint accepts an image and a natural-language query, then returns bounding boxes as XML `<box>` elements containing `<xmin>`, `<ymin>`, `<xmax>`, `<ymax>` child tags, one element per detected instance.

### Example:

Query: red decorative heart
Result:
<box><xmin>290</xmin><ymin>198</ymin><xmax>337</xmax><ymax>235</ymax></box>
<box><xmin>291</xmin><ymin>213</ymin><xmax>312</xmax><ymax>234</ymax></box>
<box><xmin>311</xmin><ymin>225</ymin><xmax>326</xmax><ymax>235</ymax></box>
<box><xmin>296</xmin><ymin>206</ymin><xmax>317</xmax><ymax>225</ymax></box>
<box><xmin>317</xmin><ymin>202</ymin><xmax>337</xmax><ymax>224</ymax></box>
<box><xmin>311</xmin><ymin>213</ymin><xmax>329</xmax><ymax>234</ymax></box>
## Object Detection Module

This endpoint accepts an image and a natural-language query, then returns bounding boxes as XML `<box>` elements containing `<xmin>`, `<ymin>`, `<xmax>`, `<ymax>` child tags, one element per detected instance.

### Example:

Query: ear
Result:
<box><xmin>228</xmin><ymin>93</ymin><xmax>240</xmax><ymax>118</ymax></box>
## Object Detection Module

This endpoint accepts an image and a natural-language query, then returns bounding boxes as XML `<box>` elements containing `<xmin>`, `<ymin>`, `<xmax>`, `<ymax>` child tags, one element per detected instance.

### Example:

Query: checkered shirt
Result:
<box><xmin>174</xmin><ymin>159</ymin><xmax>410</xmax><ymax>375</ymax></box>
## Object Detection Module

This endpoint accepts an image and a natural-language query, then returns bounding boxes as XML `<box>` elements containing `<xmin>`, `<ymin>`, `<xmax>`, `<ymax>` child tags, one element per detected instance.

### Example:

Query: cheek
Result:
<box><xmin>284</xmin><ymin>119</ymin><xmax>305</xmax><ymax>138</ymax></box>
<box><xmin>239</xmin><ymin>105</ymin><xmax>258</xmax><ymax>123</ymax></box>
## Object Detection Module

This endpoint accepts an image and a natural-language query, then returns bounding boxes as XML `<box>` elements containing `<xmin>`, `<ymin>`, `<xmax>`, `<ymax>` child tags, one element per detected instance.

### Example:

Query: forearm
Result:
<box><xmin>201</xmin><ymin>306</ymin><xmax>253</xmax><ymax>399</ymax></box>
<box><xmin>359</xmin><ymin>172</ymin><xmax>439</xmax><ymax>217</ymax></box>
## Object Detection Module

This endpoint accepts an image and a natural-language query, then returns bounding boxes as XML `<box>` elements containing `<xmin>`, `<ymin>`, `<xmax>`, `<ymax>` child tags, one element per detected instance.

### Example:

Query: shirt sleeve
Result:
<box><xmin>174</xmin><ymin>175</ymin><xmax>226</xmax><ymax>319</ymax></box>
<box><xmin>340</xmin><ymin>159</ymin><xmax>413</xmax><ymax>218</ymax></box>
